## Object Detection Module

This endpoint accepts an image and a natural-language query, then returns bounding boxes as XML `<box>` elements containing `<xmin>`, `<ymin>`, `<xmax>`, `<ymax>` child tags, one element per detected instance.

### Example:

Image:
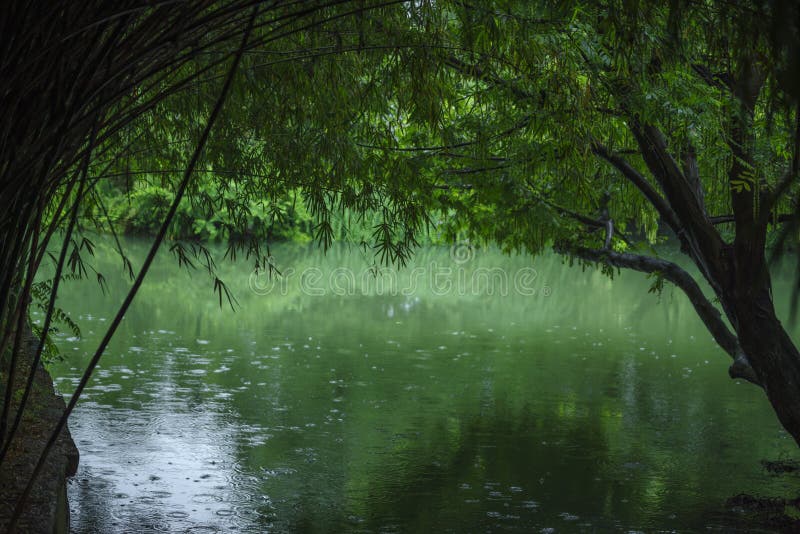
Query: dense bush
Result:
<box><xmin>95</xmin><ymin>181</ymin><xmax>317</xmax><ymax>243</ymax></box>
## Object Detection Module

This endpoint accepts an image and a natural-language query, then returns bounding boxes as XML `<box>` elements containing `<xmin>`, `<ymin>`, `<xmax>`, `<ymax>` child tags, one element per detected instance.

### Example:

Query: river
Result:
<box><xmin>46</xmin><ymin>238</ymin><xmax>798</xmax><ymax>532</ymax></box>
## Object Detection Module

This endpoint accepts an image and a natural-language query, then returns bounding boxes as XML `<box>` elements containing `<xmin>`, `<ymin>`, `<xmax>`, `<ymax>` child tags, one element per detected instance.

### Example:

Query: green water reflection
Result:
<box><xmin>48</xmin><ymin>239</ymin><xmax>799</xmax><ymax>532</ymax></box>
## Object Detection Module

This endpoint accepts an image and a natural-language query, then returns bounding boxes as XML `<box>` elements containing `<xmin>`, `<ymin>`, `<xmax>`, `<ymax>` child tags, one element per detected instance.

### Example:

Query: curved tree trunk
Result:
<box><xmin>731</xmin><ymin>285</ymin><xmax>800</xmax><ymax>446</ymax></box>
<box><xmin>751</xmin><ymin>328</ymin><xmax>800</xmax><ymax>446</ymax></box>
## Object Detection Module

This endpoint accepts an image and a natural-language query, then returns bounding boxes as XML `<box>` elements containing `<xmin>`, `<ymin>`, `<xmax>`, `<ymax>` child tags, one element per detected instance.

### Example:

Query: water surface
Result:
<box><xmin>48</xmin><ymin>240</ymin><xmax>799</xmax><ymax>532</ymax></box>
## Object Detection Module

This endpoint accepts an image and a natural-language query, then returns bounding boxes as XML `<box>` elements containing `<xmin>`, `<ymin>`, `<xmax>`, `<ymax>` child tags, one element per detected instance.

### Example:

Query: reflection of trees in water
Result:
<box><xmin>261</xmin><ymin>388</ymin><xmax>790</xmax><ymax>532</ymax></box>
<box><xmin>56</xmin><ymin>238</ymin><xmax>800</xmax><ymax>343</ymax></box>
<box><xmin>347</xmin><ymin>405</ymin><xmax>613</xmax><ymax>531</ymax></box>
<box><xmin>217</xmin><ymin>340</ymin><xmax>789</xmax><ymax>531</ymax></box>
<box><xmin>54</xmin><ymin>240</ymin><xmax>741</xmax><ymax>366</ymax></box>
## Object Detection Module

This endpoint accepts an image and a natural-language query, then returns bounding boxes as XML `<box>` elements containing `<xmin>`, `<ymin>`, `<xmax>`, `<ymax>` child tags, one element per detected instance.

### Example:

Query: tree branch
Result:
<box><xmin>627</xmin><ymin>121</ymin><xmax>729</xmax><ymax>298</ymax></box>
<box><xmin>630</xmin><ymin>123</ymin><xmax>718</xmax><ymax>235</ymax></box>
<box><xmin>590</xmin><ymin>140</ymin><xmax>683</xmax><ymax>235</ymax></box>
<box><xmin>442</xmin><ymin>55</ymin><xmax>536</xmax><ymax>102</ymax></box>
<box><xmin>710</xmin><ymin>213</ymin><xmax>795</xmax><ymax>225</ymax></box>
<box><xmin>691</xmin><ymin>63</ymin><xmax>733</xmax><ymax>91</ymax></box>
<box><xmin>554</xmin><ymin>243</ymin><xmax>761</xmax><ymax>386</ymax></box>
<box><xmin>522</xmin><ymin>185</ymin><xmax>633</xmax><ymax>246</ymax></box>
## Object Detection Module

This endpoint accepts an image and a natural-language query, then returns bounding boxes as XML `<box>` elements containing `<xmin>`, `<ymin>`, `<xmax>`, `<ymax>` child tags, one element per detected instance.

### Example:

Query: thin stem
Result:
<box><xmin>7</xmin><ymin>5</ymin><xmax>259</xmax><ymax>529</ymax></box>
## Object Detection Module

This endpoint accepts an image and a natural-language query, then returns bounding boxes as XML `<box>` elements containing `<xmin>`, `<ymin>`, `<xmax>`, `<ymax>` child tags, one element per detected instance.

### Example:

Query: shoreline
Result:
<box><xmin>0</xmin><ymin>325</ymin><xmax>79</xmax><ymax>533</ymax></box>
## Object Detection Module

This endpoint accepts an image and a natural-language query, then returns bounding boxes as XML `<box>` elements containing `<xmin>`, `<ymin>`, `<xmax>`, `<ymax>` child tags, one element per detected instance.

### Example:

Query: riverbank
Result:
<box><xmin>0</xmin><ymin>325</ymin><xmax>79</xmax><ymax>533</ymax></box>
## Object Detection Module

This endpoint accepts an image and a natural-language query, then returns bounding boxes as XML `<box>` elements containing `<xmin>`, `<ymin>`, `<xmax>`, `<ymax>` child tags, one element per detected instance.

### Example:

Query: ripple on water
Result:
<box><xmin>166</xmin><ymin>510</ymin><xmax>189</xmax><ymax>519</ymax></box>
<box><xmin>259</xmin><ymin>466</ymin><xmax>296</xmax><ymax>479</ymax></box>
<box><xmin>191</xmin><ymin>493</ymin><xmax>225</xmax><ymax>505</ymax></box>
<box><xmin>184</xmin><ymin>527</ymin><xmax>220</xmax><ymax>533</ymax></box>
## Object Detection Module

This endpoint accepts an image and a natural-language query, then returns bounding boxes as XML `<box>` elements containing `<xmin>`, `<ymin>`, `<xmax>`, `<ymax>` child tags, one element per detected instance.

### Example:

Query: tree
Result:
<box><xmin>194</xmin><ymin>0</ymin><xmax>800</xmax><ymax>444</ymax></box>
<box><xmin>346</xmin><ymin>0</ymin><xmax>800</xmax><ymax>444</ymax></box>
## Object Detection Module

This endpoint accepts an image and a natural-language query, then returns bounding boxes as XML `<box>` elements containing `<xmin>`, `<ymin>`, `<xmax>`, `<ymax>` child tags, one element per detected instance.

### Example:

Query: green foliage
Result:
<box><xmin>99</xmin><ymin>181</ymin><xmax>316</xmax><ymax>242</ymax></box>
<box><xmin>113</xmin><ymin>186</ymin><xmax>191</xmax><ymax>236</ymax></box>
<box><xmin>647</xmin><ymin>271</ymin><xmax>666</xmax><ymax>300</ymax></box>
<box><xmin>30</xmin><ymin>323</ymin><xmax>64</xmax><ymax>366</ymax></box>
<box><xmin>29</xmin><ymin>278</ymin><xmax>82</xmax><ymax>365</ymax></box>
<box><xmin>30</xmin><ymin>280</ymin><xmax>81</xmax><ymax>339</ymax></box>
<box><xmin>69</xmin><ymin>0</ymin><xmax>798</xmax><ymax>278</ymax></box>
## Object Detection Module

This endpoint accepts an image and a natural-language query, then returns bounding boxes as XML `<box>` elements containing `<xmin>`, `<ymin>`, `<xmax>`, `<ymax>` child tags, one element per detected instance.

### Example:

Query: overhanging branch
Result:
<box><xmin>554</xmin><ymin>243</ymin><xmax>760</xmax><ymax>386</ymax></box>
<box><xmin>521</xmin><ymin>183</ymin><xmax>633</xmax><ymax>246</ymax></box>
<box><xmin>627</xmin><ymin>121</ymin><xmax>730</xmax><ymax>303</ymax></box>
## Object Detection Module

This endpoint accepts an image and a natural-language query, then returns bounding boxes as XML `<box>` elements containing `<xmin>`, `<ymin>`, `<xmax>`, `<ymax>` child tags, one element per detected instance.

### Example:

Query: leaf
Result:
<box><xmin>96</xmin><ymin>272</ymin><xmax>108</xmax><ymax>295</ymax></box>
<box><xmin>213</xmin><ymin>277</ymin><xmax>239</xmax><ymax>311</ymax></box>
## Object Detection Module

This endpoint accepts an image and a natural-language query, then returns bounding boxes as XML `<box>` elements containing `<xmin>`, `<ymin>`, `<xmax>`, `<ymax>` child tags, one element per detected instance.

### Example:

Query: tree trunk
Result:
<box><xmin>733</xmin><ymin>289</ymin><xmax>800</xmax><ymax>446</ymax></box>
